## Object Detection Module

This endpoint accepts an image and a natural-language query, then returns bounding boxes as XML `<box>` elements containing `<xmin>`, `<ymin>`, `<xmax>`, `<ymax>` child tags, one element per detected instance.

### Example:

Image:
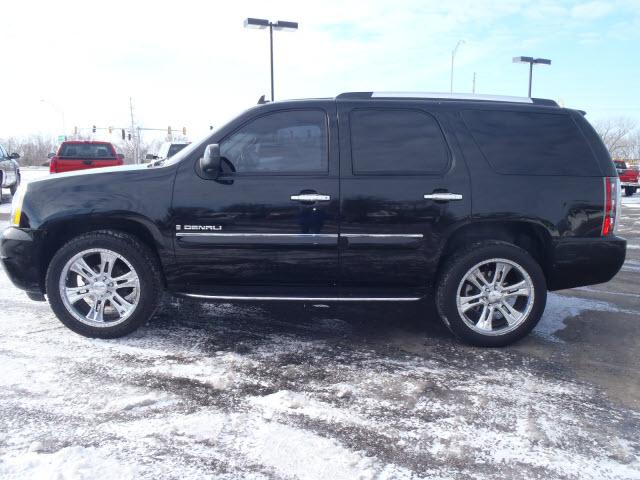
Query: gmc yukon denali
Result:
<box><xmin>0</xmin><ymin>92</ymin><xmax>626</xmax><ymax>347</ymax></box>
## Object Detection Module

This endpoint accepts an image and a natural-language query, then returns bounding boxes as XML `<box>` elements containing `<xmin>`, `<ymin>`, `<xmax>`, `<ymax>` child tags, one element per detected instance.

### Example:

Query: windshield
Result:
<box><xmin>150</xmin><ymin>111</ymin><xmax>244</xmax><ymax>167</ymax></box>
<box><xmin>614</xmin><ymin>160</ymin><xmax>626</xmax><ymax>169</ymax></box>
<box><xmin>168</xmin><ymin>143</ymin><xmax>188</xmax><ymax>157</ymax></box>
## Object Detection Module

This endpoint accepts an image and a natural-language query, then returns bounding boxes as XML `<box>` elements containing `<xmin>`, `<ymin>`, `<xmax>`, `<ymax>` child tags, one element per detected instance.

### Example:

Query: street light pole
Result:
<box><xmin>450</xmin><ymin>40</ymin><xmax>465</xmax><ymax>93</ymax></box>
<box><xmin>512</xmin><ymin>56</ymin><xmax>552</xmax><ymax>97</ymax></box>
<box><xmin>269</xmin><ymin>23</ymin><xmax>274</xmax><ymax>102</ymax></box>
<box><xmin>245</xmin><ymin>18</ymin><xmax>299</xmax><ymax>102</ymax></box>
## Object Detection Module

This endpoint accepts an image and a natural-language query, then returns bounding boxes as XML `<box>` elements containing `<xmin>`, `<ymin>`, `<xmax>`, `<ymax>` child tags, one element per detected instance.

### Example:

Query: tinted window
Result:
<box><xmin>350</xmin><ymin>109</ymin><xmax>449</xmax><ymax>174</ymax></box>
<box><xmin>462</xmin><ymin>110</ymin><xmax>600</xmax><ymax>176</ymax></box>
<box><xmin>220</xmin><ymin>110</ymin><xmax>328</xmax><ymax>174</ymax></box>
<box><xmin>60</xmin><ymin>143</ymin><xmax>116</xmax><ymax>159</ymax></box>
<box><xmin>0</xmin><ymin>145</ymin><xmax>7</xmax><ymax>159</ymax></box>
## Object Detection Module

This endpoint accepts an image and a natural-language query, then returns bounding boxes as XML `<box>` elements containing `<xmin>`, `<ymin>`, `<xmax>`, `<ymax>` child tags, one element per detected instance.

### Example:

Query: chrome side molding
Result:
<box><xmin>176</xmin><ymin>232</ymin><xmax>338</xmax><ymax>238</ymax></box>
<box><xmin>179</xmin><ymin>293</ymin><xmax>421</xmax><ymax>302</ymax></box>
<box><xmin>341</xmin><ymin>233</ymin><xmax>423</xmax><ymax>238</ymax></box>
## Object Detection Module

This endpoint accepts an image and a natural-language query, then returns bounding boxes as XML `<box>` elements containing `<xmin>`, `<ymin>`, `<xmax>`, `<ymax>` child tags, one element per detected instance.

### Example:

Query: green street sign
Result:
<box><xmin>57</xmin><ymin>135</ymin><xmax>66</xmax><ymax>142</ymax></box>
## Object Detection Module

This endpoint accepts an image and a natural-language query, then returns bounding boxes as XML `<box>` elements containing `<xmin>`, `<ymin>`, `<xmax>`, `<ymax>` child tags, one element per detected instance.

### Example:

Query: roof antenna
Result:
<box><xmin>257</xmin><ymin>94</ymin><xmax>268</xmax><ymax>105</ymax></box>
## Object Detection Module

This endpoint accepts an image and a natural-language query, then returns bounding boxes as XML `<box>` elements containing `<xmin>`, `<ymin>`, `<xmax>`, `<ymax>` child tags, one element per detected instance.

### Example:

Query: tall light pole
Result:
<box><xmin>512</xmin><ymin>56</ymin><xmax>552</xmax><ymax>97</ymax></box>
<box><xmin>450</xmin><ymin>40</ymin><xmax>465</xmax><ymax>93</ymax></box>
<box><xmin>244</xmin><ymin>18</ymin><xmax>299</xmax><ymax>102</ymax></box>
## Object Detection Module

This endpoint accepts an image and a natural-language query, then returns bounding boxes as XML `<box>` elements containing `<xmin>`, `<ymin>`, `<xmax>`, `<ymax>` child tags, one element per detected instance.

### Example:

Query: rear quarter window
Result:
<box><xmin>461</xmin><ymin>110</ymin><xmax>601</xmax><ymax>176</ymax></box>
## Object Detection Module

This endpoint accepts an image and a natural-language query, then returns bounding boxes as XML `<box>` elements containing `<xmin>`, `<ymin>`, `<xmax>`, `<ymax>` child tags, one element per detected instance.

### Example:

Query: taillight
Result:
<box><xmin>602</xmin><ymin>177</ymin><xmax>620</xmax><ymax>236</ymax></box>
<box><xmin>49</xmin><ymin>156</ymin><xmax>59</xmax><ymax>174</ymax></box>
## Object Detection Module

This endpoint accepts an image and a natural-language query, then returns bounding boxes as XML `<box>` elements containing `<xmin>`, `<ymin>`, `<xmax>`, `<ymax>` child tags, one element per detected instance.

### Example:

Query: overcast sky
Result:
<box><xmin>1</xmin><ymin>0</ymin><xmax>638</xmax><ymax>143</ymax></box>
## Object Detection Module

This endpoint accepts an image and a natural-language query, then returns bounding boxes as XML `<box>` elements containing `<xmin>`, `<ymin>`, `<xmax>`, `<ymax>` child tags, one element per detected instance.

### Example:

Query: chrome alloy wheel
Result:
<box><xmin>456</xmin><ymin>258</ymin><xmax>535</xmax><ymax>336</ymax></box>
<box><xmin>59</xmin><ymin>248</ymin><xmax>140</xmax><ymax>327</ymax></box>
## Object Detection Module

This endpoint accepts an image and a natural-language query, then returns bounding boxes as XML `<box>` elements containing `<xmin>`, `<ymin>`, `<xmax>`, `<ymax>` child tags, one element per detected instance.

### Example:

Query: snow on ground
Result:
<box><xmin>0</xmin><ymin>186</ymin><xmax>638</xmax><ymax>479</ymax></box>
<box><xmin>1</xmin><ymin>268</ymin><xmax>639</xmax><ymax>479</ymax></box>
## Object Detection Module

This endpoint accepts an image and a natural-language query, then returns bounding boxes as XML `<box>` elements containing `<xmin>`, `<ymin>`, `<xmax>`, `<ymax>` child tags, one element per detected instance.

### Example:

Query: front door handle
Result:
<box><xmin>290</xmin><ymin>194</ymin><xmax>331</xmax><ymax>202</ymax></box>
<box><xmin>424</xmin><ymin>192</ymin><xmax>463</xmax><ymax>201</ymax></box>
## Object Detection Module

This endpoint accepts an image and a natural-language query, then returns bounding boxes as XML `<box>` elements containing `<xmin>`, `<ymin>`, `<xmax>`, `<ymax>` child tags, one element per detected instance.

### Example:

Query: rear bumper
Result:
<box><xmin>547</xmin><ymin>236</ymin><xmax>626</xmax><ymax>291</ymax></box>
<box><xmin>621</xmin><ymin>182</ymin><xmax>639</xmax><ymax>187</ymax></box>
<box><xmin>0</xmin><ymin>227</ymin><xmax>45</xmax><ymax>294</ymax></box>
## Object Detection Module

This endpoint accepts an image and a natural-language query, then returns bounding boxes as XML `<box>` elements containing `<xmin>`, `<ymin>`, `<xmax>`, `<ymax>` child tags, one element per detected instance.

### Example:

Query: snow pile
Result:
<box><xmin>0</xmin><ymin>446</ymin><xmax>138</xmax><ymax>480</ymax></box>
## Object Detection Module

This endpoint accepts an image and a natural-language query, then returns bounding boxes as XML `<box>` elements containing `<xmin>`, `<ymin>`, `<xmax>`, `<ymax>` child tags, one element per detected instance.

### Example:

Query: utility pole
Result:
<box><xmin>129</xmin><ymin>97</ymin><xmax>139</xmax><ymax>164</ymax></box>
<box><xmin>472</xmin><ymin>72</ymin><xmax>476</xmax><ymax>94</ymax></box>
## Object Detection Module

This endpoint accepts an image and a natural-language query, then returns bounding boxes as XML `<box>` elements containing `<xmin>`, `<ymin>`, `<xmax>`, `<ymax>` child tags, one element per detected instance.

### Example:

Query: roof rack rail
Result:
<box><xmin>336</xmin><ymin>92</ymin><xmax>558</xmax><ymax>106</ymax></box>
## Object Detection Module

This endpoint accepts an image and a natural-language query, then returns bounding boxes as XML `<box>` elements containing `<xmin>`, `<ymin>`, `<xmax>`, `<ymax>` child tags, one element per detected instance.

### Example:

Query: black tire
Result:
<box><xmin>10</xmin><ymin>173</ymin><xmax>20</xmax><ymax>196</ymax></box>
<box><xmin>624</xmin><ymin>186</ymin><xmax>637</xmax><ymax>197</ymax></box>
<box><xmin>45</xmin><ymin>230</ymin><xmax>163</xmax><ymax>338</ymax></box>
<box><xmin>436</xmin><ymin>241</ymin><xmax>547</xmax><ymax>347</ymax></box>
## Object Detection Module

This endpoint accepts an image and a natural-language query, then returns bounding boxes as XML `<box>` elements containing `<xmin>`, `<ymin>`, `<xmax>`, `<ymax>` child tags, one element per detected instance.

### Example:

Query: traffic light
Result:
<box><xmin>108</xmin><ymin>126</ymin><xmax>113</xmax><ymax>134</ymax></box>
<box><xmin>182</xmin><ymin>127</ymin><xmax>186</xmax><ymax>136</ymax></box>
<box><xmin>121</xmin><ymin>129</ymin><xmax>125</xmax><ymax>140</ymax></box>
<box><xmin>128</xmin><ymin>133</ymin><xmax>132</xmax><ymax>140</ymax></box>
<box><xmin>168</xmin><ymin>126</ymin><xmax>172</xmax><ymax>135</ymax></box>
<box><xmin>92</xmin><ymin>125</ymin><xmax>96</xmax><ymax>133</ymax></box>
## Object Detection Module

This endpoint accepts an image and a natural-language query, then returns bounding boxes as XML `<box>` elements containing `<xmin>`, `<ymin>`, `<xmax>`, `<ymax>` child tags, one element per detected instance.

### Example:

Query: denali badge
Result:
<box><xmin>176</xmin><ymin>225</ymin><xmax>223</xmax><ymax>231</ymax></box>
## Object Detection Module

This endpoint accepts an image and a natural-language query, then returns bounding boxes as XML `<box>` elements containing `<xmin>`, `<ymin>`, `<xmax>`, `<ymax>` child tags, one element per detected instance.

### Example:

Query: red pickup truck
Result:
<box><xmin>50</xmin><ymin>141</ymin><xmax>124</xmax><ymax>174</ymax></box>
<box><xmin>615</xmin><ymin>160</ymin><xmax>639</xmax><ymax>196</ymax></box>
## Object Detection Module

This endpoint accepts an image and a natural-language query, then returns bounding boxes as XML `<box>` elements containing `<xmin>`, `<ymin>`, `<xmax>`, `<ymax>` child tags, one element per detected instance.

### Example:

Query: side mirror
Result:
<box><xmin>200</xmin><ymin>144</ymin><xmax>221</xmax><ymax>177</ymax></box>
<box><xmin>145</xmin><ymin>154</ymin><xmax>156</xmax><ymax>160</ymax></box>
<box><xmin>9</xmin><ymin>153</ymin><xmax>20</xmax><ymax>160</ymax></box>
<box><xmin>47</xmin><ymin>152</ymin><xmax>55</xmax><ymax>159</ymax></box>
<box><xmin>117</xmin><ymin>153</ymin><xmax>125</xmax><ymax>160</ymax></box>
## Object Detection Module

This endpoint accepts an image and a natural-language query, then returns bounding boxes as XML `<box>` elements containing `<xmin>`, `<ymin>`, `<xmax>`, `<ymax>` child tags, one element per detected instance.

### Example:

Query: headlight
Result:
<box><xmin>9</xmin><ymin>183</ymin><xmax>27</xmax><ymax>227</ymax></box>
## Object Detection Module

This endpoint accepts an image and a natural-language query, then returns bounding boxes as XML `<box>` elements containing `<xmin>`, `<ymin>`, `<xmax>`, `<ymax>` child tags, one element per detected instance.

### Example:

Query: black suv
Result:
<box><xmin>0</xmin><ymin>92</ymin><xmax>626</xmax><ymax>346</ymax></box>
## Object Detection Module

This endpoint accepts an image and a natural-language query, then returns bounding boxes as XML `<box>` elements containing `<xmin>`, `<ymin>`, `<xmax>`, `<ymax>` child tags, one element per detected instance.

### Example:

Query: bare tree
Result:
<box><xmin>0</xmin><ymin>135</ymin><xmax>57</xmax><ymax>166</ymax></box>
<box><xmin>593</xmin><ymin>117</ymin><xmax>637</xmax><ymax>159</ymax></box>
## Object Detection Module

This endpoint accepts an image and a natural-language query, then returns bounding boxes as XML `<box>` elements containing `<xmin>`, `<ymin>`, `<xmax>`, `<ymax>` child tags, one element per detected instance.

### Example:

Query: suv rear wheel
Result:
<box><xmin>436</xmin><ymin>242</ymin><xmax>547</xmax><ymax>347</ymax></box>
<box><xmin>45</xmin><ymin>231</ymin><xmax>162</xmax><ymax>338</ymax></box>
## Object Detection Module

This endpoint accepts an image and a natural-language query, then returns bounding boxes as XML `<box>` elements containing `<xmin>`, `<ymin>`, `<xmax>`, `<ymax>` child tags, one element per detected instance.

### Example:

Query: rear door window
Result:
<box><xmin>60</xmin><ymin>143</ymin><xmax>116</xmax><ymax>159</ymax></box>
<box><xmin>462</xmin><ymin>110</ymin><xmax>600</xmax><ymax>176</ymax></box>
<box><xmin>349</xmin><ymin>109</ymin><xmax>449</xmax><ymax>175</ymax></box>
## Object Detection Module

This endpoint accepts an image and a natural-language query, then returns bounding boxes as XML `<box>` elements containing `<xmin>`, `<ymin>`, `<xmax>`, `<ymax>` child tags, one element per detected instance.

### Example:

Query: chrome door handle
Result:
<box><xmin>424</xmin><ymin>192</ymin><xmax>463</xmax><ymax>201</ymax></box>
<box><xmin>290</xmin><ymin>194</ymin><xmax>331</xmax><ymax>202</ymax></box>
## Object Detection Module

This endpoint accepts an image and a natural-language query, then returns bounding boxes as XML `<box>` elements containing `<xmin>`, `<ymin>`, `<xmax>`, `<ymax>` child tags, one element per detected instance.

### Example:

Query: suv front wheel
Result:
<box><xmin>46</xmin><ymin>231</ymin><xmax>162</xmax><ymax>338</ymax></box>
<box><xmin>436</xmin><ymin>242</ymin><xmax>547</xmax><ymax>347</ymax></box>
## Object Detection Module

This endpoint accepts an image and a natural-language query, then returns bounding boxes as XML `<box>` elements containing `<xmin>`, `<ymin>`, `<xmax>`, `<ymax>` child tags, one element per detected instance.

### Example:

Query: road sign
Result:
<box><xmin>57</xmin><ymin>135</ymin><xmax>66</xmax><ymax>142</ymax></box>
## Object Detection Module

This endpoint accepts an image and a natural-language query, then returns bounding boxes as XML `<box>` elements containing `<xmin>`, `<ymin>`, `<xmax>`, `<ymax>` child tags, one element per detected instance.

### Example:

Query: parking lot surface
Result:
<box><xmin>0</xmin><ymin>178</ymin><xmax>639</xmax><ymax>479</ymax></box>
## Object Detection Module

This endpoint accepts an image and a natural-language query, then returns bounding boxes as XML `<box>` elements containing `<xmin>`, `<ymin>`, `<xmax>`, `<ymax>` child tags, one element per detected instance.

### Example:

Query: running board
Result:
<box><xmin>177</xmin><ymin>293</ymin><xmax>421</xmax><ymax>302</ymax></box>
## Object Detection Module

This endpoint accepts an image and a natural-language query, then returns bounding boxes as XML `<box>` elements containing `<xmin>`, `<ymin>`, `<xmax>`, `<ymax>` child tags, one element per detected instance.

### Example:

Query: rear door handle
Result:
<box><xmin>290</xmin><ymin>194</ymin><xmax>331</xmax><ymax>202</ymax></box>
<box><xmin>424</xmin><ymin>192</ymin><xmax>463</xmax><ymax>201</ymax></box>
